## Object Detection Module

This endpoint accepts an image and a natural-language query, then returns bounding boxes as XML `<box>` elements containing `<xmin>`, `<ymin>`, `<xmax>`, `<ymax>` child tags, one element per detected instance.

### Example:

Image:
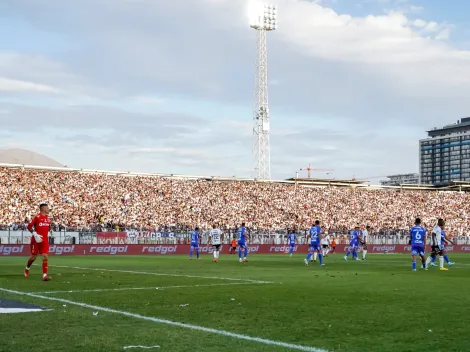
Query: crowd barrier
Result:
<box><xmin>1</xmin><ymin>244</ymin><xmax>470</xmax><ymax>256</ymax></box>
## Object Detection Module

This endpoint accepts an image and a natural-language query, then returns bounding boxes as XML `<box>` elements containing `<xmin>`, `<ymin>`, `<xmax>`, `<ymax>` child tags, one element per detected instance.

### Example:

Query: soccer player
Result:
<box><xmin>426</xmin><ymin>219</ymin><xmax>452</xmax><ymax>271</ymax></box>
<box><xmin>209</xmin><ymin>224</ymin><xmax>222</xmax><ymax>262</ymax></box>
<box><xmin>429</xmin><ymin>226</ymin><xmax>455</xmax><ymax>267</ymax></box>
<box><xmin>25</xmin><ymin>203</ymin><xmax>52</xmax><ymax>281</ymax></box>
<box><xmin>238</xmin><ymin>223</ymin><xmax>250</xmax><ymax>262</ymax></box>
<box><xmin>331</xmin><ymin>237</ymin><xmax>336</xmax><ymax>254</ymax></box>
<box><xmin>189</xmin><ymin>227</ymin><xmax>200</xmax><ymax>260</ymax></box>
<box><xmin>344</xmin><ymin>225</ymin><xmax>361</xmax><ymax>261</ymax></box>
<box><xmin>304</xmin><ymin>220</ymin><xmax>324</xmax><ymax>266</ymax></box>
<box><xmin>321</xmin><ymin>231</ymin><xmax>330</xmax><ymax>257</ymax></box>
<box><xmin>361</xmin><ymin>225</ymin><xmax>370</xmax><ymax>260</ymax></box>
<box><xmin>287</xmin><ymin>227</ymin><xmax>297</xmax><ymax>257</ymax></box>
<box><xmin>409</xmin><ymin>218</ymin><xmax>427</xmax><ymax>271</ymax></box>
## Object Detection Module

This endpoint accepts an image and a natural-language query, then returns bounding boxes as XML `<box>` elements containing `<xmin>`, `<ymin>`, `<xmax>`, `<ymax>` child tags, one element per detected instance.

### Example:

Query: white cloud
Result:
<box><xmin>0</xmin><ymin>77</ymin><xmax>60</xmax><ymax>93</ymax></box>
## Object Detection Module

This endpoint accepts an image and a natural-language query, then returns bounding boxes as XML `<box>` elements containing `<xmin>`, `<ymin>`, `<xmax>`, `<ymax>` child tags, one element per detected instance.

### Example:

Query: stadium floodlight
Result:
<box><xmin>250</xmin><ymin>2</ymin><xmax>277</xmax><ymax>180</ymax></box>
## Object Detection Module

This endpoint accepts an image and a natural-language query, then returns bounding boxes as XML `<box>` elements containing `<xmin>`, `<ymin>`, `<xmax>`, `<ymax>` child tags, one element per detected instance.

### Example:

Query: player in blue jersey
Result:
<box><xmin>429</xmin><ymin>221</ymin><xmax>455</xmax><ymax>268</ymax></box>
<box><xmin>287</xmin><ymin>227</ymin><xmax>297</xmax><ymax>257</ymax></box>
<box><xmin>409</xmin><ymin>218</ymin><xmax>428</xmax><ymax>271</ymax></box>
<box><xmin>304</xmin><ymin>220</ymin><xmax>325</xmax><ymax>266</ymax></box>
<box><xmin>238</xmin><ymin>223</ymin><xmax>250</xmax><ymax>263</ymax></box>
<box><xmin>189</xmin><ymin>227</ymin><xmax>200</xmax><ymax>260</ymax></box>
<box><xmin>344</xmin><ymin>225</ymin><xmax>361</xmax><ymax>261</ymax></box>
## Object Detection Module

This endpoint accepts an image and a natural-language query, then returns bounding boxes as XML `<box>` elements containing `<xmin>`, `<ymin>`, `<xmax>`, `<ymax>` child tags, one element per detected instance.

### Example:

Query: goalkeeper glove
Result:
<box><xmin>32</xmin><ymin>232</ymin><xmax>43</xmax><ymax>243</ymax></box>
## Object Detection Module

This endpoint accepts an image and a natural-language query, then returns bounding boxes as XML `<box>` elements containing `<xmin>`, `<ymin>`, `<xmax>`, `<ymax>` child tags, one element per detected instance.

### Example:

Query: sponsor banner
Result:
<box><xmin>1</xmin><ymin>244</ymin><xmax>470</xmax><ymax>256</ymax></box>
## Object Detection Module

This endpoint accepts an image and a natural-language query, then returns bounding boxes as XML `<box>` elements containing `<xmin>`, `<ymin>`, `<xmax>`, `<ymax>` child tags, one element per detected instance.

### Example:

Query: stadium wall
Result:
<box><xmin>1</xmin><ymin>244</ymin><xmax>470</xmax><ymax>256</ymax></box>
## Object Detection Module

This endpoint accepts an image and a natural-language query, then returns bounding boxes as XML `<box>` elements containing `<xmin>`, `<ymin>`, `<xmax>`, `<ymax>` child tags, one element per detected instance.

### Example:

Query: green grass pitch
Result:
<box><xmin>1</xmin><ymin>254</ymin><xmax>469</xmax><ymax>352</ymax></box>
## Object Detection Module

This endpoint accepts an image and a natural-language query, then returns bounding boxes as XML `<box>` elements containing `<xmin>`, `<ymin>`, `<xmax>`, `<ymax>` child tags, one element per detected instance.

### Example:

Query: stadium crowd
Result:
<box><xmin>0</xmin><ymin>167</ymin><xmax>469</xmax><ymax>237</ymax></box>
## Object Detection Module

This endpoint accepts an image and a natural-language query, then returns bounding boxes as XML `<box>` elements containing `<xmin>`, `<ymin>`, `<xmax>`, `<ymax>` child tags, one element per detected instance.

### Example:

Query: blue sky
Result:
<box><xmin>1</xmin><ymin>0</ymin><xmax>469</xmax><ymax>181</ymax></box>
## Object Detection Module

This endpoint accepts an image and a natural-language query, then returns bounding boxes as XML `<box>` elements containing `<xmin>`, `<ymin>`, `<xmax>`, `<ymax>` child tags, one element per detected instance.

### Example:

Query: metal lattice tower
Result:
<box><xmin>250</xmin><ymin>3</ymin><xmax>277</xmax><ymax>180</ymax></box>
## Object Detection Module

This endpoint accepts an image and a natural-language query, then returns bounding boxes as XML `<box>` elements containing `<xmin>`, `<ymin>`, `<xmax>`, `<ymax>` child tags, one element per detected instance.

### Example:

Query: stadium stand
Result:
<box><xmin>1</xmin><ymin>165</ymin><xmax>470</xmax><ymax>243</ymax></box>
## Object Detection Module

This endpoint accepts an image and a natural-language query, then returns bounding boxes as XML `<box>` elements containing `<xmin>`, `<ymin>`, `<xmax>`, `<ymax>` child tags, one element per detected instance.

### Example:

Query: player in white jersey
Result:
<box><xmin>361</xmin><ymin>226</ymin><xmax>370</xmax><ymax>260</ymax></box>
<box><xmin>321</xmin><ymin>232</ymin><xmax>330</xmax><ymax>257</ymax></box>
<box><xmin>209</xmin><ymin>224</ymin><xmax>222</xmax><ymax>263</ymax></box>
<box><xmin>426</xmin><ymin>219</ymin><xmax>452</xmax><ymax>271</ymax></box>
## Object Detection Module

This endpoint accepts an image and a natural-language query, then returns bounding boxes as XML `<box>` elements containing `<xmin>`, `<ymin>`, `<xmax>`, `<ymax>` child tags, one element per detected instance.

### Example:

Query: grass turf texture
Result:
<box><xmin>1</xmin><ymin>254</ymin><xmax>470</xmax><ymax>352</ymax></box>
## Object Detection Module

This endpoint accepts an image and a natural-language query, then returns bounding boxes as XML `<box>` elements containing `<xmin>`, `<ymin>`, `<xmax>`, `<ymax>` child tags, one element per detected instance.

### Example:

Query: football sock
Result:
<box><xmin>363</xmin><ymin>250</ymin><xmax>367</xmax><ymax>259</ymax></box>
<box><xmin>444</xmin><ymin>255</ymin><xmax>450</xmax><ymax>263</ymax></box>
<box><xmin>439</xmin><ymin>256</ymin><xmax>444</xmax><ymax>268</ymax></box>
<box><xmin>306</xmin><ymin>252</ymin><xmax>312</xmax><ymax>261</ymax></box>
<box><xmin>431</xmin><ymin>256</ymin><xmax>436</xmax><ymax>263</ymax></box>
<box><xmin>196</xmin><ymin>249</ymin><xmax>199</xmax><ymax>259</ymax></box>
<box><xmin>426</xmin><ymin>256</ymin><xmax>432</xmax><ymax>267</ymax></box>
<box><xmin>313</xmin><ymin>252</ymin><xmax>318</xmax><ymax>261</ymax></box>
<box><xmin>244</xmin><ymin>248</ymin><xmax>248</xmax><ymax>258</ymax></box>
<box><xmin>238</xmin><ymin>249</ymin><xmax>242</xmax><ymax>259</ymax></box>
<box><xmin>319</xmin><ymin>253</ymin><xmax>323</xmax><ymax>265</ymax></box>
<box><xmin>213</xmin><ymin>251</ymin><xmax>217</xmax><ymax>259</ymax></box>
<box><xmin>42</xmin><ymin>259</ymin><xmax>48</xmax><ymax>276</ymax></box>
<box><xmin>26</xmin><ymin>258</ymin><xmax>35</xmax><ymax>270</ymax></box>
<box><xmin>190</xmin><ymin>249</ymin><xmax>193</xmax><ymax>258</ymax></box>
<box><xmin>412</xmin><ymin>260</ymin><xmax>416</xmax><ymax>270</ymax></box>
<box><xmin>345</xmin><ymin>250</ymin><xmax>351</xmax><ymax>257</ymax></box>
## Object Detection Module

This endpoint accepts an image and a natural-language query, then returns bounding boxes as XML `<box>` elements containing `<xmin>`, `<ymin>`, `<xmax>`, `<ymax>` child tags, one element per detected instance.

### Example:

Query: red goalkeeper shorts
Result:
<box><xmin>31</xmin><ymin>241</ymin><xmax>49</xmax><ymax>255</ymax></box>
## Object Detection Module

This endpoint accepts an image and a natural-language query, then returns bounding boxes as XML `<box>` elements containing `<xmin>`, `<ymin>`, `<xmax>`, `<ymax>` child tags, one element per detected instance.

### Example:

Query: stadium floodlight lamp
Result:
<box><xmin>249</xmin><ymin>2</ymin><xmax>278</xmax><ymax>31</ymax></box>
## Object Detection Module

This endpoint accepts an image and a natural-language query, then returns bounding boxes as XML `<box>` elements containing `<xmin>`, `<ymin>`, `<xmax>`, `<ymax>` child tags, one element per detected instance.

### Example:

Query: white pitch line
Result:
<box><xmin>0</xmin><ymin>287</ymin><xmax>327</xmax><ymax>352</ymax></box>
<box><xmin>32</xmin><ymin>282</ymin><xmax>261</xmax><ymax>294</ymax></box>
<box><xmin>50</xmin><ymin>265</ymin><xmax>273</xmax><ymax>283</ymax></box>
<box><xmin>123</xmin><ymin>346</ymin><xmax>160</xmax><ymax>350</ymax></box>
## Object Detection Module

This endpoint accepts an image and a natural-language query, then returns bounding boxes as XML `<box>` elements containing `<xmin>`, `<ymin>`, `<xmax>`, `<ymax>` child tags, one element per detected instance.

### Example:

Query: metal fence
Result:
<box><xmin>1</xmin><ymin>229</ymin><xmax>470</xmax><ymax>245</ymax></box>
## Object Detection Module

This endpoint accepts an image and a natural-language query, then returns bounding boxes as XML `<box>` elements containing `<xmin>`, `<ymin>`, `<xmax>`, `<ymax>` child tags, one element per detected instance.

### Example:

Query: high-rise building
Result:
<box><xmin>380</xmin><ymin>173</ymin><xmax>419</xmax><ymax>186</ymax></box>
<box><xmin>420</xmin><ymin>118</ymin><xmax>470</xmax><ymax>185</ymax></box>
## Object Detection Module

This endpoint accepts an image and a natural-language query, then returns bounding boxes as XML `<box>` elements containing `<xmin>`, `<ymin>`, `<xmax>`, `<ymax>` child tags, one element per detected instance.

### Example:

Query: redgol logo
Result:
<box><xmin>0</xmin><ymin>245</ymin><xmax>24</xmax><ymax>256</ymax></box>
<box><xmin>247</xmin><ymin>245</ymin><xmax>259</xmax><ymax>253</ymax></box>
<box><xmin>373</xmin><ymin>245</ymin><xmax>396</xmax><ymax>252</ymax></box>
<box><xmin>445</xmin><ymin>246</ymin><xmax>454</xmax><ymax>252</ymax></box>
<box><xmin>269</xmin><ymin>246</ymin><xmax>296</xmax><ymax>252</ymax></box>
<box><xmin>49</xmin><ymin>245</ymin><xmax>75</xmax><ymax>255</ymax></box>
<box><xmin>89</xmin><ymin>245</ymin><xmax>129</xmax><ymax>255</ymax></box>
<box><xmin>142</xmin><ymin>245</ymin><xmax>177</xmax><ymax>255</ymax></box>
<box><xmin>461</xmin><ymin>246</ymin><xmax>470</xmax><ymax>252</ymax></box>
<box><xmin>197</xmin><ymin>246</ymin><xmax>221</xmax><ymax>254</ymax></box>
<box><xmin>404</xmin><ymin>246</ymin><xmax>412</xmax><ymax>251</ymax></box>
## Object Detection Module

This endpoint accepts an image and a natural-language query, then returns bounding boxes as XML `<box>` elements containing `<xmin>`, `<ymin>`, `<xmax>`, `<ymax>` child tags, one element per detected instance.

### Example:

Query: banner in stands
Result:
<box><xmin>96</xmin><ymin>232</ymin><xmax>127</xmax><ymax>244</ymax></box>
<box><xmin>1</xmin><ymin>244</ymin><xmax>470</xmax><ymax>256</ymax></box>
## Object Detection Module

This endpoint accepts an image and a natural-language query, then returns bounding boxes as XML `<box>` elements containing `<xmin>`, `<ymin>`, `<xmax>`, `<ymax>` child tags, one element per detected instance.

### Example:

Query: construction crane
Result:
<box><xmin>299</xmin><ymin>164</ymin><xmax>334</xmax><ymax>178</ymax></box>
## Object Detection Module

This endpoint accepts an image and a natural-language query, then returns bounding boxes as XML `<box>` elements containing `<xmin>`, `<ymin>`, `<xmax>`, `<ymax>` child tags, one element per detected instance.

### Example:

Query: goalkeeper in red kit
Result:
<box><xmin>24</xmin><ymin>203</ymin><xmax>52</xmax><ymax>281</ymax></box>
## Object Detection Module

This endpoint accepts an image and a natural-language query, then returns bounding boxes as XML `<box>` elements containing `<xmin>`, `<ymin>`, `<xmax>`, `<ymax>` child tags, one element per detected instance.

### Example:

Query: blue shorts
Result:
<box><xmin>238</xmin><ymin>241</ymin><xmax>246</xmax><ymax>249</ymax></box>
<box><xmin>191</xmin><ymin>242</ymin><xmax>199</xmax><ymax>248</ymax></box>
<box><xmin>290</xmin><ymin>243</ymin><xmax>295</xmax><ymax>248</ymax></box>
<box><xmin>411</xmin><ymin>246</ymin><xmax>425</xmax><ymax>256</ymax></box>
<box><xmin>309</xmin><ymin>244</ymin><xmax>321</xmax><ymax>251</ymax></box>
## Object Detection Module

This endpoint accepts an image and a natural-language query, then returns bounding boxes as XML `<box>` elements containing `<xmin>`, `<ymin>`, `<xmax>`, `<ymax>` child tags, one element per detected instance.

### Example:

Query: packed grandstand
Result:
<box><xmin>1</xmin><ymin>165</ymin><xmax>470</xmax><ymax>243</ymax></box>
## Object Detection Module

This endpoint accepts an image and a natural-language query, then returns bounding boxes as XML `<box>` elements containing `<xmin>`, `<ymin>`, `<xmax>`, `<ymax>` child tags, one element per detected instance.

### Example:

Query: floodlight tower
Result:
<box><xmin>250</xmin><ymin>3</ymin><xmax>277</xmax><ymax>180</ymax></box>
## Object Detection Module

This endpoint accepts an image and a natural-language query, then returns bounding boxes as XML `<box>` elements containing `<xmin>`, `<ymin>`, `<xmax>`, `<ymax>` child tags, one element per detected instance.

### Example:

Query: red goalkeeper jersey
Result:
<box><xmin>27</xmin><ymin>214</ymin><xmax>51</xmax><ymax>243</ymax></box>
